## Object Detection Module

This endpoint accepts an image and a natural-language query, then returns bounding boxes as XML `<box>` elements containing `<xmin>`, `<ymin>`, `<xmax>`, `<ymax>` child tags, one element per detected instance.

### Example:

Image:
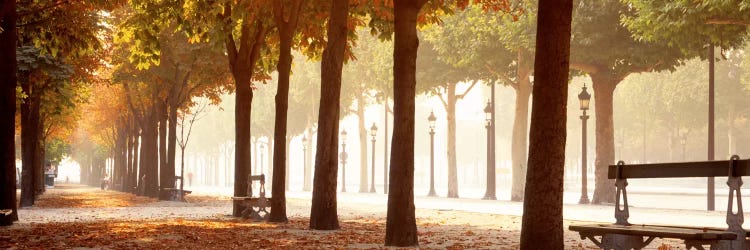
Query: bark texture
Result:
<box><xmin>270</xmin><ymin>0</ymin><xmax>303</xmax><ymax>223</ymax></box>
<box><xmin>385</xmin><ymin>0</ymin><xmax>425</xmax><ymax>246</ymax></box>
<box><xmin>309</xmin><ymin>0</ymin><xmax>348</xmax><ymax>230</ymax></box>
<box><xmin>0</xmin><ymin>0</ymin><xmax>18</xmax><ymax>222</ymax></box>
<box><xmin>590</xmin><ymin>72</ymin><xmax>618</xmax><ymax>204</ymax></box>
<box><xmin>357</xmin><ymin>94</ymin><xmax>368</xmax><ymax>193</ymax></box>
<box><xmin>519</xmin><ymin>0</ymin><xmax>573</xmax><ymax>248</ymax></box>
<box><xmin>20</xmin><ymin>72</ymin><xmax>40</xmax><ymax>207</ymax></box>
<box><xmin>446</xmin><ymin>84</ymin><xmax>458</xmax><ymax>198</ymax></box>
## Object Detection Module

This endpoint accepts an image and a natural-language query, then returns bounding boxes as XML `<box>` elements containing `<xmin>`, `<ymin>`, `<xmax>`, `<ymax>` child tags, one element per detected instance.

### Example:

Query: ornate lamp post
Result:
<box><xmin>578</xmin><ymin>84</ymin><xmax>591</xmax><ymax>204</ymax></box>
<box><xmin>340</xmin><ymin>130</ymin><xmax>348</xmax><ymax>192</ymax></box>
<box><xmin>483</xmin><ymin>101</ymin><xmax>496</xmax><ymax>200</ymax></box>
<box><xmin>259</xmin><ymin>143</ymin><xmax>265</xmax><ymax>175</ymax></box>
<box><xmin>428</xmin><ymin>111</ymin><xmax>437</xmax><ymax>197</ymax></box>
<box><xmin>680</xmin><ymin>130</ymin><xmax>687</xmax><ymax>161</ymax></box>
<box><xmin>302</xmin><ymin>135</ymin><xmax>307</xmax><ymax>190</ymax></box>
<box><xmin>370</xmin><ymin>123</ymin><xmax>378</xmax><ymax>193</ymax></box>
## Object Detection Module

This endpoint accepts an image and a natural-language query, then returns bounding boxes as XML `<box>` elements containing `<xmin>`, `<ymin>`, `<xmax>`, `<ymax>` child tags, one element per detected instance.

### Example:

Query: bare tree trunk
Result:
<box><xmin>510</xmin><ymin>66</ymin><xmax>531</xmax><ymax>201</ymax></box>
<box><xmin>310</xmin><ymin>0</ymin><xmax>348</xmax><ymax>230</ymax></box>
<box><xmin>34</xmin><ymin>114</ymin><xmax>44</xmax><ymax>196</ymax></box>
<box><xmin>357</xmin><ymin>93</ymin><xmax>368</xmax><ymax>193</ymax></box>
<box><xmin>519</xmin><ymin>0</ymin><xmax>573</xmax><ymax>248</ymax></box>
<box><xmin>590</xmin><ymin>72</ymin><xmax>618</xmax><ymax>204</ymax></box>
<box><xmin>226</xmin><ymin>15</ymin><xmax>267</xmax><ymax>216</ymax></box>
<box><xmin>158</xmin><ymin>101</ymin><xmax>172</xmax><ymax>199</ymax></box>
<box><xmin>167</xmin><ymin>102</ymin><xmax>178</xmax><ymax>187</ymax></box>
<box><xmin>446</xmin><ymin>84</ymin><xmax>458</xmax><ymax>198</ymax></box>
<box><xmin>285</xmin><ymin>137</ymin><xmax>290</xmax><ymax>190</ymax></box>
<box><xmin>141</xmin><ymin>108</ymin><xmax>160</xmax><ymax>198</ymax></box>
<box><xmin>0</xmin><ymin>0</ymin><xmax>18</xmax><ymax>223</ymax></box>
<box><xmin>270</xmin><ymin>0</ymin><xmax>302</xmax><ymax>221</ymax></box>
<box><xmin>385</xmin><ymin>0</ymin><xmax>426</xmax><ymax>246</ymax></box>
<box><xmin>20</xmin><ymin>72</ymin><xmax>38</xmax><ymax>207</ymax></box>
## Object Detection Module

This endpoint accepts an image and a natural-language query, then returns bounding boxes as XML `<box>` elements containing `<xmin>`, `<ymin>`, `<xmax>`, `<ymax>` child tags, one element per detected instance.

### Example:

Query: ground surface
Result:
<box><xmin>0</xmin><ymin>185</ymin><xmax>703</xmax><ymax>249</ymax></box>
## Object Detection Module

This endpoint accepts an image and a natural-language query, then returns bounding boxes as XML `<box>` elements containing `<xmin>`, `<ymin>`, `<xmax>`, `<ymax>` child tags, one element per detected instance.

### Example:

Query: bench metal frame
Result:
<box><xmin>573</xmin><ymin>156</ymin><xmax>748</xmax><ymax>250</ymax></box>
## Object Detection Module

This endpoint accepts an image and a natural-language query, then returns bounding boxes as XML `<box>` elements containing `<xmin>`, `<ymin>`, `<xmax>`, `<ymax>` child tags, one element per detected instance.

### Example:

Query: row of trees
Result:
<box><xmin>2</xmin><ymin>0</ymin><xmax>749</xmax><ymax>248</ymax></box>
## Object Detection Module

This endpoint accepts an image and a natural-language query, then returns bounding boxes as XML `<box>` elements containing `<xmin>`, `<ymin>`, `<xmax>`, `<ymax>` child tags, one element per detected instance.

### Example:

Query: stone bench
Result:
<box><xmin>232</xmin><ymin>174</ymin><xmax>272</xmax><ymax>221</ymax></box>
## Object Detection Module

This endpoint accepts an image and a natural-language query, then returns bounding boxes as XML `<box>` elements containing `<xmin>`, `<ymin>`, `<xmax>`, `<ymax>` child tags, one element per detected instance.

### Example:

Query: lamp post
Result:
<box><xmin>370</xmin><ymin>123</ymin><xmax>378</xmax><ymax>193</ymax></box>
<box><xmin>482</xmin><ymin>101</ymin><xmax>496</xmax><ymax>200</ymax></box>
<box><xmin>340</xmin><ymin>130</ymin><xmax>348</xmax><ymax>192</ymax></box>
<box><xmin>428</xmin><ymin>111</ymin><xmax>437</xmax><ymax>197</ymax></box>
<box><xmin>259</xmin><ymin>143</ymin><xmax>265</xmax><ymax>175</ymax></box>
<box><xmin>578</xmin><ymin>84</ymin><xmax>591</xmax><ymax>204</ymax></box>
<box><xmin>302</xmin><ymin>135</ymin><xmax>307</xmax><ymax>190</ymax></box>
<box><xmin>680</xmin><ymin>131</ymin><xmax>687</xmax><ymax>161</ymax></box>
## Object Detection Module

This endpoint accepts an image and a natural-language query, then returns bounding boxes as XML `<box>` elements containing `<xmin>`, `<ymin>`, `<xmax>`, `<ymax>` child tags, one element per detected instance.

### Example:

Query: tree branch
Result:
<box><xmin>569</xmin><ymin>62</ymin><xmax>601</xmax><ymax>74</ymax></box>
<box><xmin>457</xmin><ymin>79</ymin><xmax>478</xmax><ymax>99</ymax></box>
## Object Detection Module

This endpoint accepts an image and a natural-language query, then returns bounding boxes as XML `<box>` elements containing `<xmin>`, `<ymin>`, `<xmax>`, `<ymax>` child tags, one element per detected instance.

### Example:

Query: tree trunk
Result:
<box><xmin>158</xmin><ymin>101</ymin><xmax>172</xmax><ymax>199</ymax></box>
<box><xmin>141</xmin><ymin>108</ymin><xmax>160</xmax><ymax>198</ymax></box>
<box><xmin>131</xmin><ymin>126</ymin><xmax>140</xmax><ymax>194</ymax></box>
<box><xmin>0</xmin><ymin>0</ymin><xmax>18</xmax><ymax>223</ymax></box>
<box><xmin>310</xmin><ymin>0</ymin><xmax>348</xmax><ymax>230</ymax></box>
<box><xmin>590</xmin><ymin>72</ymin><xmax>618</xmax><ymax>204</ymax></box>
<box><xmin>226</xmin><ymin>16</ymin><xmax>266</xmax><ymax>216</ymax></box>
<box><xmin>34</xmin><ymin>114</ymin><xmax>44</xmax><ymax>196</ymax></box>
<box><xmin>510</xmin><ymin>66</ymin><xmax>532</xmax><ymax>202</ymax></box>
<box><xmin>303</xmin><ymin>125</ymin><xmax>313</xmax><ymax>191</ymax></box>
<box><xmin>20</xmin><ymin>72</ymin><xmax>38</xmax><ymax>207</ymax></box>
<box><xmin>385</xmin><ymin>0</ymin><xmax>425</xmax><ymax>246</ymax></box>
<box><xmin>519</xmin><ymin>0</ymin><xmax>573</xmax><ymax>248</ymax></box>
<box><xmin>270</xmin><ymin>0</ymin><xmax>303</xmax><ymax>221</ymax></box>
<box><xmin>357</xmin><ymin>93</ymin><xmax>368</xmax><ymax>193</ymax></box>
<box><xmin>167</xmin><ymin>102</ymin><xmax>178</xmax><ymax>185</ymax></box>
<box><xmin>446</xmin><ymin>83</ymin><xmax>458</xmax><ymax>198</ymax></box>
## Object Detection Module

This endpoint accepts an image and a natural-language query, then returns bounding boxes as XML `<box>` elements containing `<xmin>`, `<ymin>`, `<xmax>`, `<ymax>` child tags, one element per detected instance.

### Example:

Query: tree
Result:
<box><xmin>341</xmin><ymin>29</ymin><xmax>394</xmax><ymax>194</ymax></box>
<box><xmin>269</xmin><ymin>0</ymin><xmax>305</xmax><ymax>223</ymax></box>
<box><xmin>422</xmin><ymin>3</ymin><xmax>537</xmax><ymax>200</ymax></box>
<box><xmin>310</xmin><ymin>0</ymin><xmax>348</xmax><ymax>230</ymax></box>
<box><xmin>569</xmin><ymin>0</ymin><xmax>685</xmax><ymax>204</ymax></box>
<box><xmin>384</xmin><ymin>0</ymin><xmax>429</xmax><ymax>245</ymax></box>
<box><xmin>0</xmin><ymin>0</ymin><xmax>18</xmax><ymax>224</ymax></box>
<box><xmin>177</xmin><ymin>100</ymin><xmax>209</xmax><ymax>200</ymax></box>
<box><xmin>622</xmin><ymin>0</ymin><xmax>750</xmax><ymax>55</ymax></box>
<box><xmin>519</xmin><ymin>0</ymin><xmax>573</xmax><ymax>248</ymax></box>
<box><xmin>416</xmin><ymin>35</ymin><xmax>477</xmax><ymax>198</ymax></box>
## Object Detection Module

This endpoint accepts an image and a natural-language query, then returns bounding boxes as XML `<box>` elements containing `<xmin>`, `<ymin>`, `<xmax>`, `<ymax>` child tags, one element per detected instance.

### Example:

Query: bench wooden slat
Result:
<box><xmin>607</xmin><ymin>159</ymin><xmax>750</xmax><ymax>179</ymax></box>
<box><xmin>570</xmin><ymin>224</ymin><xmax>738</xmax><ymax>241</ymax></box>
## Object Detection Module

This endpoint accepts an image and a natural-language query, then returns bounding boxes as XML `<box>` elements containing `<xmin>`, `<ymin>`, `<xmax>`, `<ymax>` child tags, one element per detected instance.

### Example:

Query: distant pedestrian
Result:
<box><xmin>187</xmin><ymin>172</ymin><xmax>193</xmax><ymax>187</ymax></box>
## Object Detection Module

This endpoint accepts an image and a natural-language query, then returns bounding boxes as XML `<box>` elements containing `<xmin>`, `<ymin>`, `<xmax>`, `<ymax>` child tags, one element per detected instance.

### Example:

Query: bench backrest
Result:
<box><xmin>607</xmin><ymin>158</ymin><xmax>750</xmax><ymax>179</ymax></box>
<box><xmin>246</xmin><ymin>174</ymin><xmax>266</xmax><ymax>198</ymax></box>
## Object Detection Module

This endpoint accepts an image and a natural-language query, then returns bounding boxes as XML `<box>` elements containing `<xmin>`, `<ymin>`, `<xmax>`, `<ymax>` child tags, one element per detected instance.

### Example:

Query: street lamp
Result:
<box><xmin>428</xmin><ymin>111</ymin><xmax>437</xmax><ymax>197</ymax></box>
<box><xmin>302</xmin><ymin>135</ymin><xmax>307</xmax><ymax>190</ymax></box>
<box><xmin>680</xmin><ymin>129</ymin><xmax>687</xmax><ymax>161</ymax></box>
<box><xmin>482</xmin><ymin>101</ymin><xmax>496</xmax><ymax>200</ymax></box>
<box><xmin>578</xmin><ymin>84</ymin><xmax>591</xmax><ymax>204</ymax></box>
<box><xmin>340</xmin><ymin>130</ymin><xmax>348</xmax><ymax>192</ymax></box>
<box><xmin>370</xmin><ymin>123</ymin><xmax>378</xmax><ymax>193</ymax></box>
<box><xmin>259</xmin><ymin>143</ymin><xmax>265</xmax><ymax>175</ymax></box>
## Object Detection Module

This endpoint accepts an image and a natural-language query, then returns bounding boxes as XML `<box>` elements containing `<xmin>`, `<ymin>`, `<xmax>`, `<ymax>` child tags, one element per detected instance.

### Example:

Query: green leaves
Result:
<box><xmin>622</xmin><ymin>0</ymin><xmax>750</xmax><ymax>57</ymax></box>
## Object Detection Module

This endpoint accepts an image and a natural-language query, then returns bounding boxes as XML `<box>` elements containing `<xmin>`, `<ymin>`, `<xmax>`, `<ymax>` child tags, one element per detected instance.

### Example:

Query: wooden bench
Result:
<box><xmin>0</xmin><ymin>209</ymin><xmax>12</xmax><ymax>226</ymax></box>
<box><xmin>232</xmin><ymin>174</ymin><xmax>272</xmax><ymax>221</ymax></box>
<box><xmin>161</xmin><ymin>176</ymin><xmax>192</xmax><ymax>201</ymax></box>
<box><xmin>569</xmin><ymin>156</ymin><xmax>750</xmax><ymax>250</ymax></box>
